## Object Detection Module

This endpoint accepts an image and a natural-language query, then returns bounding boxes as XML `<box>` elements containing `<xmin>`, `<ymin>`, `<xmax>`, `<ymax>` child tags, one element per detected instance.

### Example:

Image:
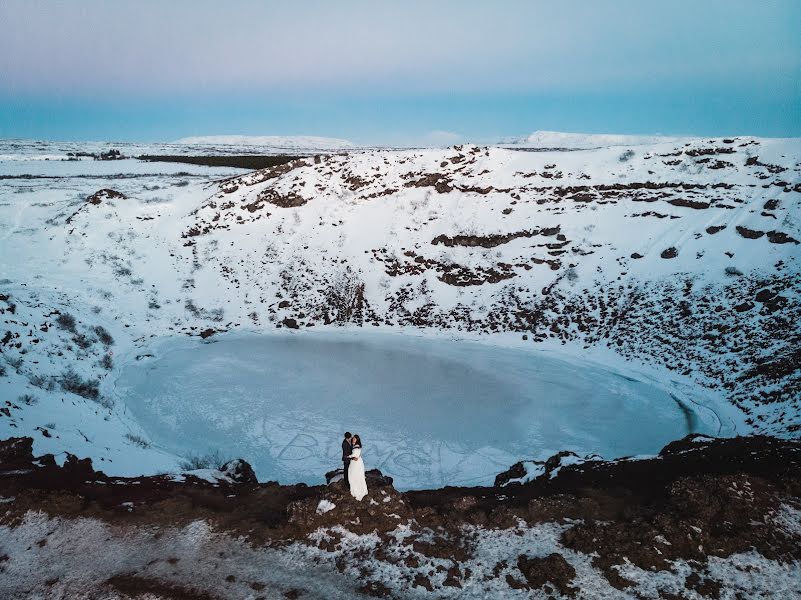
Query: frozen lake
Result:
<box><xmin>115</xmin><ymin>332</ymin><xmax>719</xmax><ymax>489</ymax></box>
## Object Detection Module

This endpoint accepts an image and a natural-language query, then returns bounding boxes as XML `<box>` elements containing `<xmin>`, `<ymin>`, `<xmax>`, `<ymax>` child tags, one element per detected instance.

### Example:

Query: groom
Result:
<box><xmin>342</xmin><ymin>431</ymin><xmax>352</xmax><ymax>487</ymax></box>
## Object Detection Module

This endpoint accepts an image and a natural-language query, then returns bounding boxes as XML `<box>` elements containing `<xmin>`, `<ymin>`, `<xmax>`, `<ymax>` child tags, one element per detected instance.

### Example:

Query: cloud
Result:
<box><xmin>0</xmin><ymin>0</ymin><xmax>798</xmax><ymax>98</ymax></box>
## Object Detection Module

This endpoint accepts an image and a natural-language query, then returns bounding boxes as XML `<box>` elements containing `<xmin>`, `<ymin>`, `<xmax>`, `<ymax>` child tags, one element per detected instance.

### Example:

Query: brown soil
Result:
<box><xmin>1</xmin><ymin>434</ymin><xmax>800</xmax><ymax>598</ymax></box>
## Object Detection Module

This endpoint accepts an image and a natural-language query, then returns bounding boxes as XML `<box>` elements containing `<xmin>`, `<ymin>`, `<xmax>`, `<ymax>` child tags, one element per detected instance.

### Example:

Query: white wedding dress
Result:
<box><xmin>347</xmin><ymin>447</ymin><xmax>368</xmax><ymax>501</ymax></box>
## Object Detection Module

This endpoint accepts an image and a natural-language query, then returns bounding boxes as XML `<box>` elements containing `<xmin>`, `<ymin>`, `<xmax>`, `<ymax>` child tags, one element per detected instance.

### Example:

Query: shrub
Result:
<box><xmin>72</xmin><ymin>333</ymin><xmax>94</xmax><ymax>349</ymax></box>
<box><xmin>56</xmin><ymin>313</ymin><xmax>77</xmax><ymax>332</ymax></box>
<box><xmin>565</xmin><ymin>267</ymin><xmax>579</xmax><ymax>283</ymax></box>
<box><xmin>179</xmin><ymin>450</ymin><xmax>227</xmax><ymax>471</ymax></box>
<box><xmin>619</xmin><ymin>149</ymin><xmax>635</xmax><ymax>162</ymax></box>
<box><xmin>45</xmin><ymin>422</ymin><xmax>56</xmax><ymax>429</ymax></box>
<box><xmin>59</xmin><ymin>369</ymin><xmax>100</xmax><ymax>400</ymax></box>
<box><xmin>125</xmin><ymin>433</ymin><xmax>150</xmax><ymax>449</ymax></box>
<box><xmin>0</xmin><ymin>364</ymin><xmax>5</xmax><ymax>377</ymax></box>
<box><xmin>29</xmin><ymin>373</ymin><xmax>56</xmax><ymax>391</ymax></box>
<box><xmin>19</xmin><ymin>393</ymin><xmax>37</xmax><ymax>405</ymax></box>
<box><xmin>94</xmin><ymin>326</ymin><xmax>114</xmax><ymax>346</ymax></box>
<box><xmin>5</xmin><ymin>356</ymin><xmax>23</xmax><ymax>370</ymax></box>
<box><xmin>725</xmin><ymin>266</ymin><xmax>743</xmax><ymax>277</ymax></box>
<box><xmin>100</xmin><ymin>354</ymin><xmax>114</xmax><ymax>370</ymax></box>
<box><xmin>325</xmin><ymin>268</ymin><xmax>366</xmax><ymax>324</ymax></box>
<box><xmin>185</xmin><ymin>299</ymin><xmax>224</xmax><ymax>322</ymax></box>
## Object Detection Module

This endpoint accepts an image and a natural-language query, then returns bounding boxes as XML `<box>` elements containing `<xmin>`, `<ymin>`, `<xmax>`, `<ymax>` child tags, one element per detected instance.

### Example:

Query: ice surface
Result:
<box><xmin>114</xmin><ymin>331</ymin><xmax>719</xmax><ymax>490</ymax></box>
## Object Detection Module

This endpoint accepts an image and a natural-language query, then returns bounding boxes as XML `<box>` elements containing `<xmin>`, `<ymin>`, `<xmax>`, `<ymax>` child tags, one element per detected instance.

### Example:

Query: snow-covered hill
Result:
<box><xmin>501</xmin><ymin>130</ymin><xmax>693</xmax><ymax>149</ymax></box>
<box><xmin>0</xmin><ymin>135</ymin><xmax>799</xmax><ymax>478</ymax></box>
<box><xmin>174</xmin><ymin>135</ymin><xmax>356</xmax><ymax>150</ymax></box>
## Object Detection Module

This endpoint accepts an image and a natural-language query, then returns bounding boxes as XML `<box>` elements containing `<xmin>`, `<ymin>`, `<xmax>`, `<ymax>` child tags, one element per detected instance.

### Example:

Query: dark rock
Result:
<box><xmin>282</xmin><ymin>318</ymin><xmax>299</xmax><ymax>329</ymax></box>
<box><xmin>325</xmin><ymin>467</ymin><xmax>392</xmax><ymax>487</ymax></box>
<box><xmin>660</xmin><ymin>247</ymin><xmax>678</xmax><ymax>259</ymax></box>
<box><xmin>494</xmin><ymin>461</ymin><xmax>531</xmax><ymax>486</ymax></box>
<box><xmin>412</xmin><ymin>574</ymin><xmax>433</xmax><ymax>591</ymax></box>
<box><xmin>766</xmin><ymin>230</ymin><xmax>799</xmax><ymax>244</ymax></box>
<box><xmin>278</xmin><ymin>300</ymin><xmax>291</xmax><ymax>308</ymax></box>
<box><xmin>325</xmin><ymin>468</ymin><xmax>344</xmax><ymax>485</ymax></box>
<box><xmin>404</xmin><ymin>173</ymin><xmax>453</xmax><ymax>194</ymax></box>
<box><xmin>365</xmin><ymin>469</ymin><xmax>393</xmax><ymax>488</ymax></box>
<box><xmin>199</xmin><ymin>328</ymin><xmax>216</xmax><ymax>339</ymax></box>
<box><xmin>0</xmin><ymin>436</ymin><xmax>35</xmax><ymax>465</ymax></box>
<box><xmin>62</xmin><ymin>453</ymin><xmax>98</xmax><ymax>480</ymax></box>
<box><xmin>685</xmin><ymin>572</ymin><xmax>722</xmax><ymax>598</ymax></box>
<box><xmin>220</xmin><ymin>459</ymin><xmax>258</xmax><ymax>485</ymax></box>
<box><xmin>668</xmin><ymin>198</ymin><xmax>710</xmax><ymax>209</ymax></box>
<box><xmin>736</xmin><ymin>225</ymin><xmax>765</xmax><ymax>239</ymax></box>
<box><xmin>517</xmin><ymin>553</ymin><xmax>577</xmax><ymax>596</ymax></box>
<box><xmin>755</xmin><ymin>289</ymin><xmax>775</xmax><ymax>303</ymax></box>
<box><xmin>86</xmin><ymin>189</ymin><xmax>127</xmax><ymax>205</ymax></box>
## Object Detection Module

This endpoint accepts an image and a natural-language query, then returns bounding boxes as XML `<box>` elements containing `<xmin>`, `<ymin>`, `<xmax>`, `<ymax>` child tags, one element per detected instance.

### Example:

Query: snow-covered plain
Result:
<box><xmin>0</xmin><ymin>133</ymin><xmax>799</xmax><ymax>487</ymax></box>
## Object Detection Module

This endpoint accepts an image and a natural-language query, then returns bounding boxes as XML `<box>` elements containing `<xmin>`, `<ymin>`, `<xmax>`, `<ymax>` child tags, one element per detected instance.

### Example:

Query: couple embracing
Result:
<box><xmin>341</xmin><ymin>432</ymin><xmax>368</xmax><ymax>501</ymax></box>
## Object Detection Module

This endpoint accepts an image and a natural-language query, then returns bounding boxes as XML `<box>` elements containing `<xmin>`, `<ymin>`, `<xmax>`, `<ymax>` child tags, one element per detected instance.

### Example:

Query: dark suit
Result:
<box><xmin>342</xmin><ymin>438</ymin><xmax>352</xmax><ymax>485</ymax></box>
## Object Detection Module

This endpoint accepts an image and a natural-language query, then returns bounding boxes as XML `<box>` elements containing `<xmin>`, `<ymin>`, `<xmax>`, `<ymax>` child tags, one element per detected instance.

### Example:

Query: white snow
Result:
<box><xmin>4</xmin><ymin>511</ymin><xmax>798</xmax><ymax>598</ymax></box>
<box><xmin>0</xmin><ymin>134</ymin><xmax>798</xmax><ymax>488</ymax></box>
<box><xmin>502</xmin><ymin>130</ymin><xmax>694</xmax><ymax>149</ymax></box>
<box><xmin>316</xmin><ymin>499</ymin><xmax>337</xmax><ymax>514</ymax></box>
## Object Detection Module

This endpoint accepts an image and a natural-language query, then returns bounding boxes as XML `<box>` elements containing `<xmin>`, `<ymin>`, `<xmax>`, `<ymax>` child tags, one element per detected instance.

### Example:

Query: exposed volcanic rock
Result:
<box><xmin>737</xmin><ymin>225</ymin><xmax>766</xmax><ymax>239</ymax></box>
<box><xmin>65</xmin><ymin>188</ymin><xmax>128</xmax><ymax>224</ymax></box>
<box><xmin>403</xmin><ymin>172</ymin><xmax>453</xmax><ymax>193</ymax></box>
<box><xmin>431</xmin><ymin>226</ymin><xmax>560</xmax><ymax>248</ymax></box>
<box><xmin>219</xmin><ymin>459</ymin><xmax>258</xmax><ymax>485</ymax></box>
<box><xmin>515</xmin><ymin>553</ymin><xmax>578</xmax><ymax>596</ymax></box>
<box><xmin>86</xmin><ymin>188</ymin><xmax>127</xmax><ymax>205</ymax></box>
<box><xmin>4</xmin><ymin>136</ymin><xmax>801</xmax><ymax>595</ymax></box>
<box><xmin>1</xmin><ymin>435</ymin><xmax>800</xmax><ymax>597</ymax></box>
<box><xmin>257</xmin><ymin>188</ymin><xmax>307</xmax><ymax>208</ymax></box>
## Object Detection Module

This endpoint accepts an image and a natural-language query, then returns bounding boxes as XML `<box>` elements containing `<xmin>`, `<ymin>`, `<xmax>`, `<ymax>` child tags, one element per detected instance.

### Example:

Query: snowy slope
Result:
<box><xmin>0</xmin><ymin>135</ymin><xmax>799</xmax><ymax>480</ymax></box>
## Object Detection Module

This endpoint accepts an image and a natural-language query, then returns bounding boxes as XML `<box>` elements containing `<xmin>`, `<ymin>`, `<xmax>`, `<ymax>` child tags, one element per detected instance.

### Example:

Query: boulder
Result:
<box><xmin>220</xmin><ymin>459</ymin><xmax>258</xmax><ymax>485</ymax></box>
<box><xmin>325</xmin><ymin>467</ymin><xmax>393</xmax><ymax>488</ymax></box>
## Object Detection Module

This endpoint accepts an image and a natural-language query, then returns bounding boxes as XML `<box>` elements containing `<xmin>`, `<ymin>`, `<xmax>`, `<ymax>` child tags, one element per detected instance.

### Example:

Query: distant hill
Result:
<box><xmin>174</xmin><ymin>135</ymin><xmax>356</xmax><ymax>150</ymax></box>
<box><xmin>500</xmin><ymin>130</ymin><xmax>694</xmax><ymax>149</ymax></box>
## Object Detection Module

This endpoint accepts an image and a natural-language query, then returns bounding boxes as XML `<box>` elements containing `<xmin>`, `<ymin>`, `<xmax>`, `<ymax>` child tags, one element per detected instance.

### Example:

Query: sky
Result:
<box><xmin>0</xmin><ymin>0</ymin><xmax>799</xmax><ymax>144</ymax></box>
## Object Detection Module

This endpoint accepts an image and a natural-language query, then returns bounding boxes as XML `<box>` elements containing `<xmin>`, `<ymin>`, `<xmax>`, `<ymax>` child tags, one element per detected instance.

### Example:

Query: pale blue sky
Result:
<box><xmin>1</xmin><ymin>0</ymin><xmax>798</xmax><ymax>143</ymax></box>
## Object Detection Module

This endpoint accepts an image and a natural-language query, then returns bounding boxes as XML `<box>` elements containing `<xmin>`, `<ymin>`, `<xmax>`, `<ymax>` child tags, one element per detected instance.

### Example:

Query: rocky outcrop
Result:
<box><xmin>86</xmin><ymin>188</ymin><xmax>127</xmax><ymax>205</ymax></box>
<box><xmin>219</xmin><ymin>459</ymin><xmax>258</xmax><ymax>485</ymax></box>
<box><xmin>1</xmin><ymin>434</ymin><xmax>800</xmax><ymax>597</ymax></box>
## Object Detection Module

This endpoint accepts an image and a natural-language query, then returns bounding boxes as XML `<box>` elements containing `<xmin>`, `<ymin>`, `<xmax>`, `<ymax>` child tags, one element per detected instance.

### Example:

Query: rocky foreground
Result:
<box><xmin>1</xmin><ymin>434</ymin><xmax>799</xmax><ymax>599</ymax></box>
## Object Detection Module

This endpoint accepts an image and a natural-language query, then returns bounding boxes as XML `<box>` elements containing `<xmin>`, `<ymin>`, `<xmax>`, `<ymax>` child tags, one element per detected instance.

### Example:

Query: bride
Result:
<box><xmin>347</xmin><ymin>434</ymin><xmax>368</xmax><ymax>501</ymax></box>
